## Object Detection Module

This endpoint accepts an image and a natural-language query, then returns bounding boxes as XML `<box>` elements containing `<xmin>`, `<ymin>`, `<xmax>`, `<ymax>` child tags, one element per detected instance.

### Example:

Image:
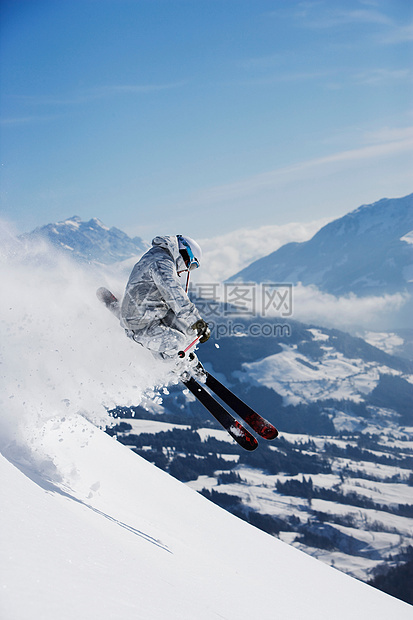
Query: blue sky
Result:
<box><xmin>1</xmin><ymin>0</ymin><xmax>412</xmax><ymax>239</ymax></box>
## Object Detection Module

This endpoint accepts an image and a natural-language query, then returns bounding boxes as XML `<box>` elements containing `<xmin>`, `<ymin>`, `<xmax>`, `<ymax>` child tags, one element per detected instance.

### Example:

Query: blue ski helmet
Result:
<box><xmin>177</xmin><ymin>235</ymin><xmax>202</xmax><ymax>271</ymax></box>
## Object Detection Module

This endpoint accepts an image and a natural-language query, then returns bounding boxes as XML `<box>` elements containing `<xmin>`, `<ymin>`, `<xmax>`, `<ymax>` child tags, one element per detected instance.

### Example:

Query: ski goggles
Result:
<box><xmin>178</xmin><ymin>237</ymin><xmax>200</xmax><ymax>271</ymax></box>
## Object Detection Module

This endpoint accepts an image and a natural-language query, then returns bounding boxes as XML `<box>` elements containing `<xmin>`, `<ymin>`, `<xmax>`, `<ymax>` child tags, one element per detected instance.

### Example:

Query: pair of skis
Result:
<box><xmin>96</xmin><ymin>287</ymin><xmax>278</xmax><ymax>451</ymax></box>
<box><xmin>181</xmin><ymin>370</ymin><xmax>277</xmax><ymax>451</ymax></box>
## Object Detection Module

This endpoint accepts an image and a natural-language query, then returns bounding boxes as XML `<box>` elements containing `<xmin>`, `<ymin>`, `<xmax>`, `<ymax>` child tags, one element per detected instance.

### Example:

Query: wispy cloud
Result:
<box><xmin>88</xmin><ymin>82</ymin><xmax>186</xmax><ymax>98</ymax></box>
<box><xmin>293</xmin><ymin>3</ymin><xmax>413</xmax><ymax>47</ymax></box>
<box><xmin>353</xmin><ymin>68</ymin><xmax>411</xmax><ymax>86</ymax></box>
<box><xmin>239</xmin><ymin>53</ymin><xmax>285</xmax><ymax>71</ymax></box>
<box><xmin>264</xmin><ymin>2</ymin><xmax>405</xmax><ymax>72</ymax></box>
<box><xmin>381</xmin><ymin>21</ymin><xmax>413</xmax><ymax>44</ymax></box>
<box><xmin>238</xmin><ymin>47</ymin><xmax>332</xmax><ymax>86</ymax></box>
<box><xmin>294</xmin><ymin>6</ymin><xmax>393</xmax><ymax>29</ymax></box>
<box><xmin>237</xmin><ymin>70</ymin><xmax>332</xmax><ymax>87</ymax></box>
<box><xmin>0</xmin><ymin>114</ymin><xmax>63</xmax><ymax>126</ymax></box>
<box><xmin>363</xmin><ymin>126</ymin><xmax>413</xmax><ymax>144</ymax></box>
<box><xmin>238</xmin><ymin>61</ymin><xmax>409</xmax><ymax>90</ymax></box>
<box><xmin>187</xmin><ymin>127</ymin><xmax>413</xmax><ymax>207</ymax></box>
<box><xmin>11</xmin><ymin>81</ymin><xmax>186</xmax><ymax>107</ymax></box>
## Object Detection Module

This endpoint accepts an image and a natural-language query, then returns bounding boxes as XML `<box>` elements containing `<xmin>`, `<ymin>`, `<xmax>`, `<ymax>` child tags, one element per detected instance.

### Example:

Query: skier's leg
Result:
<box><xmin>130</xmin><ymin>319</ymin><xmax>188</xmax><ymax>358</ymax></box>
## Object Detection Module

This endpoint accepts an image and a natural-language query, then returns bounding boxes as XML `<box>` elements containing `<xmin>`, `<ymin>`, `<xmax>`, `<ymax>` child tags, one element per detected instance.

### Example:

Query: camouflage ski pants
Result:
<box><xmin>127</xmin><ymin>309</ymin><xmax>191</xmax><ymax>359</ymax></box>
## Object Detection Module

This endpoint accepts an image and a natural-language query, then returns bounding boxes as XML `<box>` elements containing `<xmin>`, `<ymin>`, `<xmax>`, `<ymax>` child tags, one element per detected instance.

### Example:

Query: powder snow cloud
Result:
<box><xmin>0</xmin><ymin>223</ymin><xmax>166</xmax><ymax>465</ymax></box>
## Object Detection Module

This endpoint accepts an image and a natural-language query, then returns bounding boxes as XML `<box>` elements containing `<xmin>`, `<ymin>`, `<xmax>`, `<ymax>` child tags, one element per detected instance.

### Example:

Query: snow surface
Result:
<box><xmin>116</xmin><ymin>419</ymin><xmax>191</xmax><ymax>435</ymax></box>
<box><xmin>2</xmin><ymin>415</ymin><xmax>412</xmax><ymax>620</ymax></box>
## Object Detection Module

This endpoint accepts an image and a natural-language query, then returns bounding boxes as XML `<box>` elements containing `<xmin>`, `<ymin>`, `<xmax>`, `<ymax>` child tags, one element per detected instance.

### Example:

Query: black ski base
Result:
<box><xmin>181</xmin><ymin>375</ymin><xmax>258</xmax><ymax>451</ymax></box>
<box><xmin>203</xmin><ymin>372</ymin><xmax>278</xmax><ymax>440</ymax></box>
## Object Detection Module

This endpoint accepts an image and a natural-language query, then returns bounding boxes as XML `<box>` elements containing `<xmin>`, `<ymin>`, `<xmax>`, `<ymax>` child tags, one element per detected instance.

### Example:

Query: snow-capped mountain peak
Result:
<box><xmin>19</xmin><ymin>215</ymin><xmax>149</xmax><ymax>264</ymax></box>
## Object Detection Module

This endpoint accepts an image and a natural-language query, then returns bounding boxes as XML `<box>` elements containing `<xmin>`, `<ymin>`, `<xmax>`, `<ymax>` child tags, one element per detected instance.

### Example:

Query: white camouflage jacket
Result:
<box><xmin>120</xmin><ymin>235</ymin><xmax>202</xmax><ymax>333</ymax></box>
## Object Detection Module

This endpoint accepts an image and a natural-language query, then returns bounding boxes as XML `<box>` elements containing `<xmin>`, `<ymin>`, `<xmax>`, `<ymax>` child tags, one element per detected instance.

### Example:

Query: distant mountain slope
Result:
<box><xmin>229</xmin><ymin>194</ymin><xmax>413</xmax><ymax>296</ymax></box>
<box><xmin>20</xmin><ymin>215</ymin><xmax>148</xmax><ymax>264</ymax></box>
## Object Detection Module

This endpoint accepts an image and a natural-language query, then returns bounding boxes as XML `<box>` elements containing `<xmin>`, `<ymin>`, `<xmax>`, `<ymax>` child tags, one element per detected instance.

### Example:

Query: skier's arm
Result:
<box><xmin>151</xmin><ymin>259</ymin><xmax>202</xmax><ymax>329</ymax></box>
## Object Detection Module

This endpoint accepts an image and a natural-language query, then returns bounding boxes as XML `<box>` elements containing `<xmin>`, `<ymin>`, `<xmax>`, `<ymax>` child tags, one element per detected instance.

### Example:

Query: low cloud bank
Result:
<box><xmin>290</xmin><ymin>283</ymin><xmax>410</xmax><ymax>331</ymax></box>
<box><xmin>196</xmin><ymin>219</ymin><xmax>329</xmax><ymax>282</ymax></box>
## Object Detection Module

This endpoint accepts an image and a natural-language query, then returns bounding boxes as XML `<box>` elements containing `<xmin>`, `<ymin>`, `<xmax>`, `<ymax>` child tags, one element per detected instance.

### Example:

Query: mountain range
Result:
<box><xmin>18</xmin><ymin>194</ymin><xmax>413</xmax><ymax>299</ymax></box>
<box><xmin>229</xmin><ymin>194</ymin><xmax>413</xmax><ymax>297</ymax></box>
<box><xmin>19</xmin><ymin>215</ymin><xmax>148</xmax><ymax>264</ymax></box>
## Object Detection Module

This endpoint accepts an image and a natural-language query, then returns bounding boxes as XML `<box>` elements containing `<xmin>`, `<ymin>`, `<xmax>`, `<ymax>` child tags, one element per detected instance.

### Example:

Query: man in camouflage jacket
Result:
<box><xmin>120</xmin><ymin>235</ymin><xmax>210</xmax><ymax>359</ymax></box>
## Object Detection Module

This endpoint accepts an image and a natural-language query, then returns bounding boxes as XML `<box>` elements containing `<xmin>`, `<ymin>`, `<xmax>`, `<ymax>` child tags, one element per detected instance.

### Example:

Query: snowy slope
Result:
<box><xmin>2</xmin><ymin>415</ymin><xmax>412</xmax><ymax>620</ymax></box>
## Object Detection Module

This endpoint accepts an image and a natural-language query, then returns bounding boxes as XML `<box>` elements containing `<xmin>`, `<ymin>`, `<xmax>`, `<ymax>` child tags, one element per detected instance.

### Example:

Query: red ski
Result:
<box><xmin>202</xmin><ymin>371</ymin><xmax>278</xmax><ymax>440</ymax></box>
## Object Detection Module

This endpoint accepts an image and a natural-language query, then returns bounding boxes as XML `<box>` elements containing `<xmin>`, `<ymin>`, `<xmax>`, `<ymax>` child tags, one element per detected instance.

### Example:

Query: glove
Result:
<box><xmin>191</xmin><ymin>319</ymin><xmax>211</xmax><ymax>344</ymax></box>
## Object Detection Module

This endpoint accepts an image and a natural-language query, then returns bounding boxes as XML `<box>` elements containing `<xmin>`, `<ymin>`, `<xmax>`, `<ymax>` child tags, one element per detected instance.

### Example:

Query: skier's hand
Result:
<box><xmin>191</xmin><ymin>319</ymin><xmax>211</xmax><ymax>343</ymax></box>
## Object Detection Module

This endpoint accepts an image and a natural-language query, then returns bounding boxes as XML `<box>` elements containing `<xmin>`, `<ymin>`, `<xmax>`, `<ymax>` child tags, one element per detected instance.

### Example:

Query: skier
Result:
<box><xmin>96</xmin><ymin>235</ymin><xmax>278</xmax><ymax>450</ymax></box>
<box><xmin>119</xmin><ymin>235</ymin><xmax>210</xmax><ymax>361</ymax></box>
